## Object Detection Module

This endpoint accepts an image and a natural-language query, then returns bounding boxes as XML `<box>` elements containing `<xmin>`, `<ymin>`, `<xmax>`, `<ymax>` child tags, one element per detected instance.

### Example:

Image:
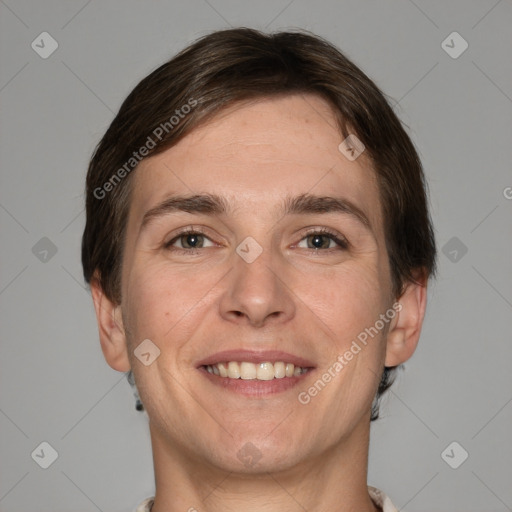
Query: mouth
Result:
<box><xmin>197</xmin><ymin>350</ymin><xmax>315</xmax><ymax>396</ymax></box>
<box><xmin>202</xmin><ymin>361</ymin><xmax>310</xmax><ymax>380</ymax></box>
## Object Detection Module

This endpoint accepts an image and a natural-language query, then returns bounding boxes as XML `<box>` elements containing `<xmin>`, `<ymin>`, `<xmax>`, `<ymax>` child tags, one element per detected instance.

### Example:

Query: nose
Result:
<box><xmin>218</xmin><ymin>242</ymin><xmax>296</xmax><ymax>328</ymax></box>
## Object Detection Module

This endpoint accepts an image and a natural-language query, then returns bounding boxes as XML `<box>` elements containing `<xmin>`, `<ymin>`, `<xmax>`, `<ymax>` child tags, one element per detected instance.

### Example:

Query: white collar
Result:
<box><xmin>136</xmin><ymin>486</ymin><xmax>398</xmax><ymax>512</ymax></box>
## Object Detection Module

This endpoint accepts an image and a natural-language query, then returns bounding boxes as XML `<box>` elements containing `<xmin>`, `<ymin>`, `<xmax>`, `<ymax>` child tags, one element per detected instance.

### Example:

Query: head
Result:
<box><xmin>82</xmin><ymin>28</ymin><xmax>436</xmax><ymax>471</ymax></box>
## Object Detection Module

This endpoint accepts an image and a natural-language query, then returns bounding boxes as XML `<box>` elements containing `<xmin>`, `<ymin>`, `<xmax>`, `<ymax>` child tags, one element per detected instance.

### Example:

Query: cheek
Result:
<box><xmin>300</xmin><ymin>265</ymin><xmax>391</xmax><ymax>413</ymax></box>
<box><xmin>302</xmin><ymin>261</ymin><xmax>390</xmax><ymax>345</ymax></box>
<box><xmin>122</xmin><ymin>259</ymin><xmax>221</xmax><ymax>347</ymax></box>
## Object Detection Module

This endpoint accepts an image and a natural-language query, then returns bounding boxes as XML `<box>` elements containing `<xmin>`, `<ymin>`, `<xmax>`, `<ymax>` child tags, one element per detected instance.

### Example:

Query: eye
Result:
<box><xmin>163</xmin><ymin>227</ymin><xmax>348</xmax><ymax>254</ymax></box>
<box><xmin>164</xmin><ymin>229</ymin><xmax>215</xmax><ymax>251</ymax></box>
<box><xmin>296</xmin><ymin>229</ymin><xmax>348</xmax><ymax>251</ymax></box>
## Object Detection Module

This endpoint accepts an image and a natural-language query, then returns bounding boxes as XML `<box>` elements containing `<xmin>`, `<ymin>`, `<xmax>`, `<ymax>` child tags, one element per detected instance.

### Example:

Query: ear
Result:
<box><xmin>90</xmin><ymin>275</ymin><xmax>131</xmax><ymax>372</ymax></box>
<box><xmin>385</xmin><ymin>273</ymin><xmax>428</xmax><ymax>367</ymax></box>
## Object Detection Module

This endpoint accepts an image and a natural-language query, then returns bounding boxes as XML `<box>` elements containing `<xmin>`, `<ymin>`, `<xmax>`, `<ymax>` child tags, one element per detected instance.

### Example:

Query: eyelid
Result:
<box><xmin>296</xmin><ymin>227</ymin><xmax>349</xmax><ymax>250</ymax></box>
<box><xmin>163</xmin><ymin>226</ymin><xmax>349</xmax><ymax>252</ymax></box>
<box><xmin>164</xmin><ymin>226</ymin><xmax>215</xmax><ymax>250</ymax></box>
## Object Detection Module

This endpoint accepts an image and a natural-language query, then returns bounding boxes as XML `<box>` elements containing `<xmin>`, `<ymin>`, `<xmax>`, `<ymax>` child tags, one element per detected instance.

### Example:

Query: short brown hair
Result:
<box><xmin>82</xmin><ymin>28</ymin><xmax>436</xmax><ymax>420</ymax></box>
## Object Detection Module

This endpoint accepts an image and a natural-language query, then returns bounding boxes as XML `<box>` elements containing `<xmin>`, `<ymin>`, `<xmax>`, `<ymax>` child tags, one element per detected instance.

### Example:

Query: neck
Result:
<box><xmin>148</xmin><ymin>417</ymin><xmax>379</xmax><ymax>512</ymax></box>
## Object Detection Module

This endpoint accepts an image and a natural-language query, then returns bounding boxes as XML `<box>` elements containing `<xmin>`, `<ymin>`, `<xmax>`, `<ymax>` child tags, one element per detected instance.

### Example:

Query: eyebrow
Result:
<box><xmin>140</xmin><ymin>192</ymin><xmax>371</xmax><ymax>231</ymax></box>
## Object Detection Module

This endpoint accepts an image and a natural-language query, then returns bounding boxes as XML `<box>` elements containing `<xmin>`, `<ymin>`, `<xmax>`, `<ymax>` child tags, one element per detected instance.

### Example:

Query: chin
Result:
<box><xmin>206</xmin><ymin>431</ymin><xmax>306</xmax><ymax>474</ymax></box>
<box><xmin>209</xmin><ymin>447</ymin><xmax>304</xmax><ymax>475</ymax></box>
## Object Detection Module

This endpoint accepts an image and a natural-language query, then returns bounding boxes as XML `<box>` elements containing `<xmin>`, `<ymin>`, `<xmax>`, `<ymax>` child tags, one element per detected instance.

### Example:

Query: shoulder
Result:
<box><xmin>368</xmin><ymin>486</ymin><xmax>399</xmax><ymax>512</ymax></box>
<box><xmin>135</xmin><ymin>497</ymin><xmax>154</xmax><ymax>512</ymax></box>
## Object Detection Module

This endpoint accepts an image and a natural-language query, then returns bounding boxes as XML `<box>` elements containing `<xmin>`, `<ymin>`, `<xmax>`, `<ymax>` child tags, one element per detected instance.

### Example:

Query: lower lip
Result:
<box><xmin>199</xmin><ymin>367</ymin><xmax>314</xmax><ymax>397</ymax></box>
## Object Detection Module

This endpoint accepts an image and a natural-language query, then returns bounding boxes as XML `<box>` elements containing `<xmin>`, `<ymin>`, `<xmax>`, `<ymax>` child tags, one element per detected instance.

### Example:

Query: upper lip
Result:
<box><xmin>197</xmin><ymin>349</ymin><xmax>315</xmax><ymax>368</ymax></box>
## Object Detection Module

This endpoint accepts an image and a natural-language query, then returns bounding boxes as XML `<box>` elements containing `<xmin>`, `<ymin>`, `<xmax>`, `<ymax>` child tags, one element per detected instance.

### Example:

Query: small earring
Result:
<box><xmin>126</xmin><ymin>370</ymin><xmax>144</xmax><ymax>412</ymax></box>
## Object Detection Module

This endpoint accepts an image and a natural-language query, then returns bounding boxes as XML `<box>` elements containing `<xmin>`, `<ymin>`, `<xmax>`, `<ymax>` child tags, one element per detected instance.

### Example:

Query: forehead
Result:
<box><xmin>129</xmin><ymin>94</ymin><xmax>382</xmax><ymax>228</ymax></box>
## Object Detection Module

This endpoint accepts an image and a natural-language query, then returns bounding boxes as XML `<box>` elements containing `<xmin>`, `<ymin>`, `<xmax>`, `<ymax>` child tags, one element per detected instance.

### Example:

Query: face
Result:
<box><xmin>112</xmin><ymin>94</ymin><xmax>400</xmax><ymax>472</ymax></box>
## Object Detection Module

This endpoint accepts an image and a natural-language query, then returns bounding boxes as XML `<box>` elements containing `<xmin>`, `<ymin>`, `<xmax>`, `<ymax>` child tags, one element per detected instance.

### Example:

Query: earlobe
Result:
<box><xmin>385</xmin><ymin>275</ymin><xmax>428</xmax><ymax>367</ymax></box>
<box><xmin>90</xmin><ymin>276</ymin><xmax>131</xmax><ymax>372</ymax></box>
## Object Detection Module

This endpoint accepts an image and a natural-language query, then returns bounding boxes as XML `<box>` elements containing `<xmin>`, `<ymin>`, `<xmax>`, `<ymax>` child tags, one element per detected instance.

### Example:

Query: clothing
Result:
<box><xmin>368</xmin><ymin>486</ymin><xmax>399</xmax><ymax>511</ymax></box>
<box><xmin>135</xmin><ymin>486</ymin><xmax>398</xmax><ymax>512</ymax></box>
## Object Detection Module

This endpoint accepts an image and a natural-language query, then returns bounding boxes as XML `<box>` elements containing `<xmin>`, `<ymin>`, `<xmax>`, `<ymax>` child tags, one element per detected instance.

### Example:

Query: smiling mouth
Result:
<box><xmin>202</xmin><ymin>361</ymin><xmax>311</xmax><ymax>380</ymax></box>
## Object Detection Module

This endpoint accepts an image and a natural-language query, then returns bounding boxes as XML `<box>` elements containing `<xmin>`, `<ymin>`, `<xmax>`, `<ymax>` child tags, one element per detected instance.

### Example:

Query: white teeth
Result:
<box><xmin>240</xmin><ymin>362</ymin><xmax>257</xmax><ymax>380</ymax></box>
<box><xmin>217</xmin><ymin>362</ymin><xmax>228</xmax><ymax>377</ymax></box>
<box><xmin>274</xmin><ymin>361</ymin><xmax>286</xmax><ymax>378</ymax></box>
<box><xmin>256</xmin><ymin>362</ymin><xmax>274</xmax><ymax>381</ymax></box>
<box><xmin>227</xmin><ymin>361</ymin><xmax>241</xmax><ymax>379</ymax></box>
<box><xmin>205</xmin><ymin>361</ymin><xmax>309</xmax><ymax>380</ymax></box>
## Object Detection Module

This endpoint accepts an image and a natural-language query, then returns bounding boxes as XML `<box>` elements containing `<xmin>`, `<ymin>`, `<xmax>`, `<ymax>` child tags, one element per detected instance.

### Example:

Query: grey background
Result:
<box><xmin>1</xmin><ymin>1</ymin><xmax>511</xmax><ymax>511</ymax></box>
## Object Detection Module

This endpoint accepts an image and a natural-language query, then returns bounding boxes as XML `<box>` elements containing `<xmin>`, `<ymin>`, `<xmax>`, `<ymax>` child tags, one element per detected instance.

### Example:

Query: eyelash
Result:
<box><xmin>163</xmin><ymin>227</ymin><xmax>210</xmax><ymax>254</ymax></box>
<box><xmin>163</xmin><ymin>227</ymin><xmax>349</xmax><ymax>254</ymax></box>
<box><xmin>300</xmin><ymin>227</ymin><xmax>349</xmax><ymax>251</ymax></box>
